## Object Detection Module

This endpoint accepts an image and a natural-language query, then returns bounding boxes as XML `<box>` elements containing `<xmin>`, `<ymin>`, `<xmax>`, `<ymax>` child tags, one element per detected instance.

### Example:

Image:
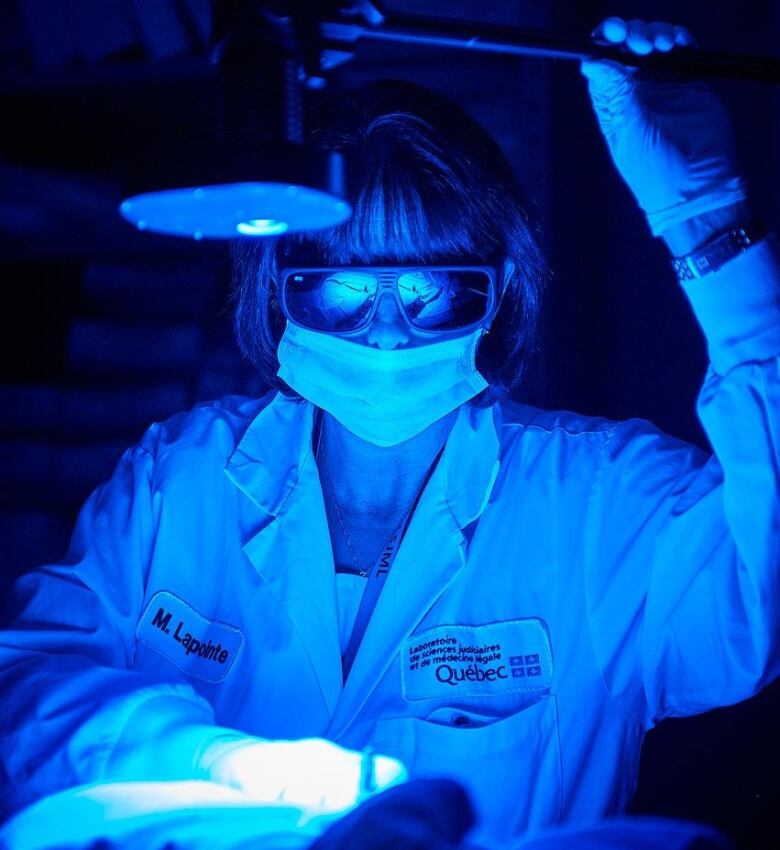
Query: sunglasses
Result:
<box><xmin>278</xmin><ymin>266</ymin><xmax>498</xmax><ymax>335</ymax></box>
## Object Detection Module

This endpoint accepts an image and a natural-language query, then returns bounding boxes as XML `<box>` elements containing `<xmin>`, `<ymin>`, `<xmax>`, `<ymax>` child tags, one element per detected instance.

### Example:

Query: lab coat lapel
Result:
<box><xmin>225</xmin><ymin>394</ymin><xmax>343</xmax><ymax>718</ymax></box>
<box><xmin>328</xmin><ymin>403</ymin><xmax>502</xmax><ymax>739</ymax></box>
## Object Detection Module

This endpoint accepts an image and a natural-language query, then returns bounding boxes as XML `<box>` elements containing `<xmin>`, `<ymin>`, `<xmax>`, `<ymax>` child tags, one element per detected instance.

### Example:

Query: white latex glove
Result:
<box><xmin>198</xmin><ymin>735</ymin><xmax>407</xmax><ymax>815</ymax></box>
<box><xmin>581</xmin><ymin>16</ymin><xmax>747</xmax><ymax>236</ymax></box>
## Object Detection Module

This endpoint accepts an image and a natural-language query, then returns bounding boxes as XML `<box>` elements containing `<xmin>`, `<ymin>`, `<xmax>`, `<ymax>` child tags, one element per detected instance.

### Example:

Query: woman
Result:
<box><xmin>1</xmin><ymin>16</ymin><xmax>778</xmax><ymax>850</ymax></box>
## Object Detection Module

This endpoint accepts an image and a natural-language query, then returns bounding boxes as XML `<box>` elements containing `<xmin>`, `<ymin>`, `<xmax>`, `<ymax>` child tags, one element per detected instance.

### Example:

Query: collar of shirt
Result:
<box><xmin>223</xmin><ymin>392</ymin><xmax>502</xmax><ymax>531</ymax></box>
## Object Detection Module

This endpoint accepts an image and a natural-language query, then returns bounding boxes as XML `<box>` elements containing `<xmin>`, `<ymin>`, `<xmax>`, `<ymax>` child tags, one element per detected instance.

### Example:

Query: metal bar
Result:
<box><xmin>322</xmin><ymin>14</ymin><xmax>780</xmax><ymax>84</ymax></box>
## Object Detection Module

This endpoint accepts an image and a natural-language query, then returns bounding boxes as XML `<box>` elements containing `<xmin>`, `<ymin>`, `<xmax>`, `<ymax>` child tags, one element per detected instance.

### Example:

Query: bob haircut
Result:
<box><xmin>232</xmin><ymin>79</ymin><xmax>547</xmax><ymax>405</ymax></box>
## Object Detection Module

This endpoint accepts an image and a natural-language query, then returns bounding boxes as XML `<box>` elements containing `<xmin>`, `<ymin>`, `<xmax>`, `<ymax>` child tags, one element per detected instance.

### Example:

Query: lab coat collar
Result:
<box><xmin>439</xmin><ymin>400</ymin><xmax>503</xmax><ymax>530</ymax></box>
<box><xmin>225</xmin><ymin>392</ymin><xmax>502</xmax><ymax>531</ymax></box>
<box><xmin>224</xmin><ymin>393</ymin><xmax>314</xmax><ymax>518</ymax></box>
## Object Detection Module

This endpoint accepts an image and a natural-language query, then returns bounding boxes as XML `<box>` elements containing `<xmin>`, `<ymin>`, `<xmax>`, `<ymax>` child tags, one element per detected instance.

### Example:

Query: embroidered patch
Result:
<box><xmin>136</xmin><ymin>591</ymin><xmax>243</xmax><ymax>683</ymax></box>
<box><xmin>401</xmin><ymin>619</ymin><xmax>553</xmax><ymax>701</ymax></box>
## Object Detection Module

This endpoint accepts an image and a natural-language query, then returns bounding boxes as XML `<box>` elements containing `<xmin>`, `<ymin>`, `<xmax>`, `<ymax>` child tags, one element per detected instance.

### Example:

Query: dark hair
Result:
<box><xmin>232</xmin><ymin>80</ymin><xmax>547</xmax><ymax>404</ymax></box>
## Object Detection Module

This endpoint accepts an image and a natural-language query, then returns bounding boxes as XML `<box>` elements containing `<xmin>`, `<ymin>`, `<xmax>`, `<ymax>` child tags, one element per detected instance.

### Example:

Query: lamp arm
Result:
<box><xmin>321</xmin><ymin>10</ymin><xmax>780</xmax><ymax>84</ymax></box>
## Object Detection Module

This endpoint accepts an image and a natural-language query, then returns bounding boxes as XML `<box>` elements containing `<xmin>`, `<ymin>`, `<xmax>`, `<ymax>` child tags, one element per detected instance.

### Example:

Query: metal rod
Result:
<box><xmin>322</xmin><ymin>14</ymin><xmax>780</xmax><ymax>83</ymax></box>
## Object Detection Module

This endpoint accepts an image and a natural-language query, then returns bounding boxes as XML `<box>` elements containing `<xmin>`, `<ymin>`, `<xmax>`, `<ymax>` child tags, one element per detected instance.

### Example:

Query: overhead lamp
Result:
<box><xmin>120</xmin><ymin>181</ymin><xmax>348</xmax><ymax>241</ymax></box>
<box><xmin>119</xmin><ymin>1</ymin><xmax>352</xmax><ymax>241</ymax></box>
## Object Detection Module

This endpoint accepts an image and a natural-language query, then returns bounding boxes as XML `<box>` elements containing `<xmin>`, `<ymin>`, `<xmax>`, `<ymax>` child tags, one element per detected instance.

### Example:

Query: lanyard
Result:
<box><xmin>340</xmin><ymin>521</ymin><xmax>405</xmax><ymax>681</ymax></box>
<box><xmin>335</xmin><ymin>455</ymin><xmax>442</xmax><ymax>681</ymax></box>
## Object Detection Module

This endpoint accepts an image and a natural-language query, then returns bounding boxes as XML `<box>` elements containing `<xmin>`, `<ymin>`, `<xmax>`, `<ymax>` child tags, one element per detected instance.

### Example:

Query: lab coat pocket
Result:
<box><xmin>372</xmin><ymin>696</ymin><xmax>562</xmax><ymax>842</ymax></box>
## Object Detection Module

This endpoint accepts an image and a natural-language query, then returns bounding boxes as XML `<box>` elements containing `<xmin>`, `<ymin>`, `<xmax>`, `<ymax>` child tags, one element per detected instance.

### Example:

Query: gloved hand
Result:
<box><xmin>198</xmin><ymin>735</ymin><xmax>407</xmax><ymax>814</ymax></box>
<box><xmin>581</xmin><ymin>16</ymin><xmax>747</xmax><ymax>237</ymax></box>
<box><xmin>309</xmin><ymin>778</ymin><xmax>475</xmax><ymax>850</ymax></box>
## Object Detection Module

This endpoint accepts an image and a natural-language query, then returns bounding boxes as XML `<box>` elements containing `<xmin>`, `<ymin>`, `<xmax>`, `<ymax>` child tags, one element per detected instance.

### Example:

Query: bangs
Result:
<box><xmin>278</xmin><ymin>114</ymin><xmax>504</xmax><ymax>267</ymax></box>
<box><xmin>279</xmin><ymin>184</ymin><xmax>498</xmax><ymax>267</ymax></box>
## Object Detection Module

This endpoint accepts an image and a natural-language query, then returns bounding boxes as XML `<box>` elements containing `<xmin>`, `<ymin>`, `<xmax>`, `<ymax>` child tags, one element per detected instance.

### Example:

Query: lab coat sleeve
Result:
<box><xmin>585</xmin><ymin>235</ymin><xmax>780</xmax><ymax>729</ymax></box>
<box><xmin>0</xmin><ymin>442</ymin><xmax>235</xmax><ymax>814</ymax></box>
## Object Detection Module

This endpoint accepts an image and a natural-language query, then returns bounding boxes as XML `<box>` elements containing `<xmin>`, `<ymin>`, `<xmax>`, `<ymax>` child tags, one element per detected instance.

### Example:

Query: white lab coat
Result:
<box><xmin>1</xmin><ymin>239</ymin><xmax>779</xmax><ymax>848</ymax></box>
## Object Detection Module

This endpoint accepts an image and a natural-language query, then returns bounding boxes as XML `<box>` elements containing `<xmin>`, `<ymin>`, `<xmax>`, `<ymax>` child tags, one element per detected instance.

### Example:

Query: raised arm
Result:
<box><xmin>581</xmin><ymin>17</ymin><xmax>780</xmax><ymax>726</ymax></box>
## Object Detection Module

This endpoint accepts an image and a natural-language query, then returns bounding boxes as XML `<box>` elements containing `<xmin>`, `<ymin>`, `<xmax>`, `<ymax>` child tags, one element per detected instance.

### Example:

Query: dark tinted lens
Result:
<box><xmin>284</xmin><ymin>271</ymin><xmax>377</xmax><ymax>332</ymax></box>
<box><xmin>397</xmin><ymin>270</ymin><xmax>491</xmax><ymax>330</ymax></box>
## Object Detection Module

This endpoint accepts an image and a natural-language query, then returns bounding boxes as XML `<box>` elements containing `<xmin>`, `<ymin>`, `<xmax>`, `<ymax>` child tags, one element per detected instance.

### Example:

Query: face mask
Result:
<box><xmin>276</xmin><ymin>322</ymin><xmax>488</xmax><ymax>447</ymax></box>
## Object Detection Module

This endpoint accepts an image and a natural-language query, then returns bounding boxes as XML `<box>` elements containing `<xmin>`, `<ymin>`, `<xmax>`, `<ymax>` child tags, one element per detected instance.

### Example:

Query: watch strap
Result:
<box><xmin>672</xmin><ymin>221</ymin><xmax>767</xmax><ymax>282</ymax></box>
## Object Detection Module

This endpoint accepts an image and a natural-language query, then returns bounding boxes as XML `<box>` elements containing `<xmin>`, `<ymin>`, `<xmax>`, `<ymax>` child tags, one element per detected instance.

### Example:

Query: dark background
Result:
<box><xmin>0</xmin><ymin>1</ymin><xmax>778</xmax><ymax>848</ymax></box>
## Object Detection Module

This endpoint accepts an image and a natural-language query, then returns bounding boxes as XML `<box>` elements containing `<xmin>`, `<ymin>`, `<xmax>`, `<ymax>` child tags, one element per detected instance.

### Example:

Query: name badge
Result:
<box><xmin>136</xmin><ymin>591</ymin><xmax>243</xmax><ymax>683</ymax></box>
<box><xmin>401</xmin><ymin>619</ymin><xmax>553</xmax><ymax>701</ymax></box>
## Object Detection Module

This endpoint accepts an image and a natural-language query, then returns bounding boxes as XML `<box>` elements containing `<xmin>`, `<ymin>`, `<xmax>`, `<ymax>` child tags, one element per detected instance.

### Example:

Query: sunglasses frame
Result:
<box><xmin>278</xmin><ymin>265</ymin><xmax>500</xmax><ymax>337</ymax></box>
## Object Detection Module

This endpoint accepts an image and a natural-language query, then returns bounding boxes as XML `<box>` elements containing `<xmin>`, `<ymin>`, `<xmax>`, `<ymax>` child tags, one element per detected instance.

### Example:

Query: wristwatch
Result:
<box><xmin>671</xmin><ymin>221</ymin><xmax>767</xmax><ymax>282</ymax></box>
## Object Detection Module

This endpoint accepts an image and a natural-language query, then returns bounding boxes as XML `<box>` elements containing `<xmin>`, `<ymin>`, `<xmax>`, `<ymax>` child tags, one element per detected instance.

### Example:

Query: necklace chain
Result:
<box><xmin>316</xmin><ymin>418</ymin><xmax>368</xmax><ymax>577</ymax></box>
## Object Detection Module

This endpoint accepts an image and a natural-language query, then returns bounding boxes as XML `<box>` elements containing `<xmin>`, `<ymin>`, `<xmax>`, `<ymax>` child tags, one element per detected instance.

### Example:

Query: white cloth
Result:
<box><xmin>0</xmin><ymin>784</ymin><xmax>730</xmax><ymax>850</ymax></box>
<box><xmin>277</xmin><ymin>321</ymin><xmax>487</xmax><ymax>447</ymax></box>
<box><xmin>1</xmin><ymin>238</ymin><xmax>780</xmax><ymax>848</ymax></box>
<box><xmin>0</xmin><ymin>781</ymin><xmax>321</xmax><ymax>850</ymax></box>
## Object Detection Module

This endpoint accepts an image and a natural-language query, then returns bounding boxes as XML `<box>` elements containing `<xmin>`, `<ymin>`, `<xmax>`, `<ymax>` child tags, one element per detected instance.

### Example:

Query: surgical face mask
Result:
<box><xmin>276</xmin><ymin>322</ymin><xmax>489</xmax><ymax>447</ymax></box>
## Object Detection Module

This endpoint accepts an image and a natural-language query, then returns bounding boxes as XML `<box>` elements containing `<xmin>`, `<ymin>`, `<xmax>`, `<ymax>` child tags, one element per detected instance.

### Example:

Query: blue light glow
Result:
<box><xmin>236</xmin><ymin>218</ymin><xmax>290</xmax><ymax>236</ymax></box>
<box><xmin>119</xmin><ymin>182</ymin><xmax>351</xmax><ymax>240</ymax></box>
<box><xmin>0</xmin><ymin>781</ymin><xmax>325</xmax><ymax>849</ymax></box>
